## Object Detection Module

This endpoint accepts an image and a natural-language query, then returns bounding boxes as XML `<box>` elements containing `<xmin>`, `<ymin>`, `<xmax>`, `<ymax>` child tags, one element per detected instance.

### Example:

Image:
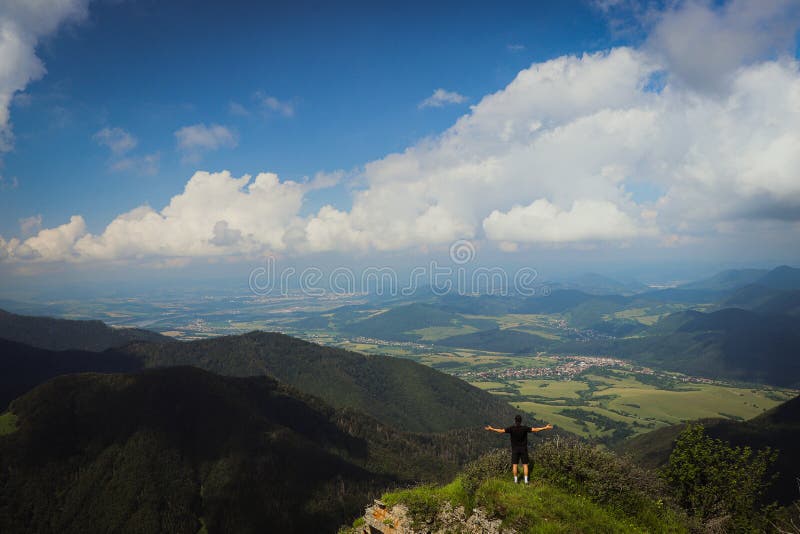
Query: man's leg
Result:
<box><xmin>512</xmin><ymin>462</ymin><xmax>518</xmax><ymax>483</ymax></box>
<box><xmin>523</xmin><ymin>463</ymin><xmax>529</xmax><ymax>484</ymax></box>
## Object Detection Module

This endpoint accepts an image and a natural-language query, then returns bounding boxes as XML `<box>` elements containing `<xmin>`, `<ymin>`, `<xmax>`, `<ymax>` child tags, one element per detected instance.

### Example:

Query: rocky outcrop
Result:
<box><xmin>357</xmin><ymin>499</ymin><xmax>510</xmax><ymax>534</ymax></box>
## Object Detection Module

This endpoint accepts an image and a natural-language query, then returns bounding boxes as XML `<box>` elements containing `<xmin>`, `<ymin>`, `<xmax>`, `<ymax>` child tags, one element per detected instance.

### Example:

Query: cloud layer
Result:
<box><xmin>2</xmin><ymin>0</ymin><xmax>800</xmax><ymax>264</ymax></box>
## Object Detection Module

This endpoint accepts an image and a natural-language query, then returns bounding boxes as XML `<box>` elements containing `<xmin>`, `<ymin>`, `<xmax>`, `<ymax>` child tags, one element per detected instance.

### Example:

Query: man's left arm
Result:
<box><xmin>530</xmin><ymin>423</ymin><xmax>554</xmax><ymax>432</ymax></box>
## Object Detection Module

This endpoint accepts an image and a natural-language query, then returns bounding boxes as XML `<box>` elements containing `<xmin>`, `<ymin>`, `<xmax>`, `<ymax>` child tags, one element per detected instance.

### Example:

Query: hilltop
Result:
<box><xmin>340</xmin><ymin>442</ymin><xmax>689</xmax><ymax>533</ymax></box>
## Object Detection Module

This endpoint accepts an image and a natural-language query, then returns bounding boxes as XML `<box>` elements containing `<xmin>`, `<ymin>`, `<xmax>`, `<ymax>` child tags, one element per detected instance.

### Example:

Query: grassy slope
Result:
<box><xmin>362</xmin><ymin>476</ymin><xmax>686</xmax><ymax>534</ymax></box>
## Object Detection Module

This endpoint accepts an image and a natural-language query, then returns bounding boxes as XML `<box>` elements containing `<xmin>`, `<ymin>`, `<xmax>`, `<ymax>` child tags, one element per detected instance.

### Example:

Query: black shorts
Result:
<box><xmin>511</xmin><ymin>447</ymin><xmax>529</xmax><ymax>465</ymax></box>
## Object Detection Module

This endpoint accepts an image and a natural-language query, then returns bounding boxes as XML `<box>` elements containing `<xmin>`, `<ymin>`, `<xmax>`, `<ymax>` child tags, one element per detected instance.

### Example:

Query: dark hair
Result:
<box><xmin>514</xmin><ymin>414</ymin><xmax>522</xmax><ymax>423</ymax></box>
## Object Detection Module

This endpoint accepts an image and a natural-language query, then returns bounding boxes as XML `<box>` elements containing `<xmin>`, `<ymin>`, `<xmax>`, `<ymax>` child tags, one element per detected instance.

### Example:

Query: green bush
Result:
<box><xmin>661</xmin><ymin>424</ymin><xmax>778</xmax><ymax>532</ymax></box>
<box><xmin>531</xmin><ymin>436</ymin><xmax>686</xmax><ymax>531</ymax></box>
<box><xmin>461</xmin><ymin>448</ymin><xmax>508</xmax><ymax>495</ymax></box>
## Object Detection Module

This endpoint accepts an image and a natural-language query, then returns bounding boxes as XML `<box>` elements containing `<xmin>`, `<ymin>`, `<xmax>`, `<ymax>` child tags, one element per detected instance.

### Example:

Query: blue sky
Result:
<box><xmin>1</xmin><ymin>0</ymin><xmax>800</xmax><ymax>288</ymax></box>
<box><xmin>4</xmin><ymin>0</ymin><xmax>614</xmax><ymax>232</ymax></box>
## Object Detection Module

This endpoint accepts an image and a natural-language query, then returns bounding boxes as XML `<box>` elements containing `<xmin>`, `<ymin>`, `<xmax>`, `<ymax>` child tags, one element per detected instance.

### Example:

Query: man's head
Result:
<box><xmin>514</xmin><ymin>414</ymin><xmax>522</xmax><ymax>424</ymax></box>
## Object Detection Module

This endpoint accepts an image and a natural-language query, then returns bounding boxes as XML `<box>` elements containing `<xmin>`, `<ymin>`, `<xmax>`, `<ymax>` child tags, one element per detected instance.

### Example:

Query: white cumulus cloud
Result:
<box><xmin>72</xmin><ymin>171</ymin><xmax>305</xmax><ymax>261</ymax></box>
<box><xmin>419</xmin><ymin>88</ymin><xmax>468</xmax><ymax>109</ymax></box>
<box><xmin>175</xmin><ymin>123</ymin><xmax>237</xmax><ymax>162</ymax></box>
<box><xmin>483</xmin><ymin>199</ymin><xmax>643</xmax><ymax>243</ymax></box>
<box><xmin>3</xmin><ymin>215</ymin><xmax>86</xmax><ymax>261</ymax></box>
<box><xmin>93</xmin><ymin>127</ymin><xmax>137</xmax><ymax>155</ymax></box>
<box><xmin>255</xmin><ymin>91</ymin><xmax>295</xmax><ymax>117</ymax></box>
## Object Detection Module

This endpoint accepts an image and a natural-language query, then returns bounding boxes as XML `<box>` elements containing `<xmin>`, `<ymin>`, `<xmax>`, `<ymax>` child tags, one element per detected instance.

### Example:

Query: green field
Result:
<box><xmin>468</xmin><ymin>369</ymin><xmax>797</xmax><ymax>442</ymax></box>
<box><xmin>318</xmin><ymin>331</ymin><xmax>800</xmax><ymax>443</ymax></box>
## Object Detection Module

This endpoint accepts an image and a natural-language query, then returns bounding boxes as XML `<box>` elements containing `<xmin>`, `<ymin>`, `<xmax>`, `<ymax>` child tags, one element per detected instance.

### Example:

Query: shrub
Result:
<box><xmin>461</xmin><ymin>448</ymin><xmax>508</xmax><ymax>495</ymax></box>
<box><xmin>530</xmin><ymin>436</ymin><xmax>686</xmax><ymax>531</ymax></box>
<box><xmin>661</xmin><ymin>424</ymin><xmax>777</xmax><ymax>532</ymax></box>
<box><xmin>532</xmin><ymin>436</ymin><xmax>668</xmax><ymax>506</ymax></box>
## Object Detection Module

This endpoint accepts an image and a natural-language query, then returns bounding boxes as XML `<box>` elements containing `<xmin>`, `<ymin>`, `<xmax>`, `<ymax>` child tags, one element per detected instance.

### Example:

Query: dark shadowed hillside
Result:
<box><xmin>121</xmin><ymin>331</ymin><xmax>521</xmax><ymax>433</ymax></box>
<box><xmin>438</xmin><ymin>327</ymin><xmax>551</xmax><ymax>353</ymax></box>
<box><xmin>339</xmin><ymin>303</ymin><xmax>496</xmax><ymax>341</ymax></box>
<box><xmin>0</xmin><ymin>308</ymin><xmax>170</xmax><ymax>351</ymax></box>
<box><xmin>0</xmin><ymin>339</ymin><xmax>142</xmax><ymax>409</ymax></box>
<box><xmin>0</xmin><ymin>330</ymin><xmax>524</xmax><ymax>435</ymax></box>
<box><xmin>0</xmin><ymin>366</ymin><xmax>510</xmax><ymax>533</ymax></box>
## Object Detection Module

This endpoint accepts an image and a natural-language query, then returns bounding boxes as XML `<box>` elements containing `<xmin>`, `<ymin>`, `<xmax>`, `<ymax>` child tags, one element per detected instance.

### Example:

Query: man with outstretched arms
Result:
<box><xmin>485</xmin><ymin>415</ymin><xmax>553</xmax><ymax>484</ymax></box>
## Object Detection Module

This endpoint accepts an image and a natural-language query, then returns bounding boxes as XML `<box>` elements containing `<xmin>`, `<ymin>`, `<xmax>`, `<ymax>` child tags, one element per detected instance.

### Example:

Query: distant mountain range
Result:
<box><xmin>679</xmin><ymin>265</ymin><xmax>800</xmax><ymax>292</ymax></box>
<box><xmin>555</xmin><ymin>307</ymin><xmax>800</xmax><ymax>387</ymax></box>
<box><xmin>548</xmin><ymin>272</ymin><xmax>650</xmax><ymax>295</ymax></box>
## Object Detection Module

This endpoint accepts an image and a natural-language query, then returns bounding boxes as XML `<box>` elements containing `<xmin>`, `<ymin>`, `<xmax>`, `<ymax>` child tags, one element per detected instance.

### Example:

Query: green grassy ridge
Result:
<box><xmin>368</xmin><ymin>476</ymin><xmax>686</xmax><ymax>533</ymax></box>
<box><xmin>342</xmin><ymin>443</ymin><xmax>689</xmax><ymax>533</ymax></box>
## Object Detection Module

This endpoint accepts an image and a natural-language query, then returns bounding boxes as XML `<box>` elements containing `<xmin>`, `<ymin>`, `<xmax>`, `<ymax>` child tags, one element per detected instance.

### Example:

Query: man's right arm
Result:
<box><xmin>484</xmin><ymin>425</ymin><xmax>506</xmax><ymax>434</ymax></box>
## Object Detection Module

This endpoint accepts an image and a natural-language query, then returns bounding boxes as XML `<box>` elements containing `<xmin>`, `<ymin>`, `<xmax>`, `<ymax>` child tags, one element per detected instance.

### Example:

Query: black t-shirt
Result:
<box><xmin>504</xmin><ymin>424</ymin><xmax>530</xmax><ymax>448</ymax></box>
